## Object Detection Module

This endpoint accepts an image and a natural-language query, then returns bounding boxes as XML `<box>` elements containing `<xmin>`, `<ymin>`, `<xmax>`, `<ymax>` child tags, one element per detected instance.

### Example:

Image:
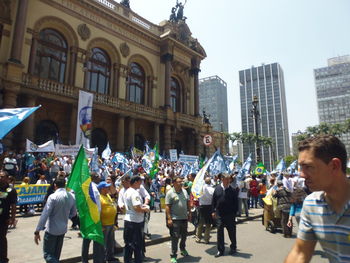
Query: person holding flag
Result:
<box><xmin>66</xmin><ymin>147</ymin><xmax>105</xmax><ymax>263</ymax></box>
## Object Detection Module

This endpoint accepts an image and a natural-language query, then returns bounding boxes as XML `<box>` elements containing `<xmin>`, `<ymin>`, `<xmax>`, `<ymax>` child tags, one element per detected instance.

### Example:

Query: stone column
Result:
<box><xmin>162</xmin><ymin>53</ymin><xmax>173</xmax><ymax>108</ymax></box>
<box><xmin>113</xmin><ymin>63</ymin><xmax>120</xmax><ymax>98</ymax></box>
<box><xmin>190</xmin><ymin>68</ymin><xmax>200</xmax><ymax>116</ymax></box>
<box><xmin>68</xmin><ymin>46</ymin><xmax>78</xmax><ymax>85</ymax></box>
<box><xmin>127</xmin><ymin>117</ymin><xmax>135</xmax><ymax>149</ymax></box>
<box><xmin>147</xmin><ymin>76</ymin><xmax>154</xmax><ymax>107</ymax></box>
<box><xmin>153</xmin><ymin>123</ymin><xmax>159</xmax><ymax>145</ymax></box>
<box><xmin>69</xmin><ymin>106</ymin><xmax>77</xmax><ymax>144</ymax></box>
<box><xmin>22</xmin><ymin>95</ymin><xmax>37</xmax><ymax>142</ymax></box>
<box><xmin>117</xmin><ymin>115</ymin><xmax>125</xmax><ymax>152</ymax></box>
<box><xmin>196</xmin><ymin>132</ymin><xmax>202</xmax><ymax>156</ymax></box>
<box><xmin>2</xmin><ymin>84</ymin><xmax>20</xmax><ymax>148</ymax></box>
<box><xmin>164</xmin><ymin>124</ymin><xmax>171</xmax><ymax>153</ymax></box>
<box><xmin>118</xmin><ymin>64</ymin><xmax>128</xmax><ymax>100</ymax></box>
<box><xmin>9</xmin><ymin>0</ymin><xmax>29</xmax><ymax>64</ymax></box>
<box><xmin>28</xmin><ymin>31</ymin><xmax>39</xmax><ymax>74</ymax></box>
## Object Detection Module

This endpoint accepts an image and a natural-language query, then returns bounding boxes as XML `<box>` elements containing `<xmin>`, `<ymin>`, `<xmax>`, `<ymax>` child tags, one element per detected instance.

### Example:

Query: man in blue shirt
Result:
<box><xmin>34</xmin><ymin>176</ymin><xmax>76</xmax><ymax>263</ymax></box>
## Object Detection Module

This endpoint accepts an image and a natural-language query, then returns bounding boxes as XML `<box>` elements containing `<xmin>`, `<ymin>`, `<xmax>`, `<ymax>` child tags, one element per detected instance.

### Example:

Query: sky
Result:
<box><xmin>127</xmin><ymin>0</ymin><xmax>350</xmax><ymax>136</ymax></box>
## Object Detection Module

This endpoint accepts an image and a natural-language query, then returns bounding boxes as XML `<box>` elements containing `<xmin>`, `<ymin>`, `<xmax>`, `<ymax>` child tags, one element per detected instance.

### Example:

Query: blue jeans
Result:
<box><xmin>43</xmin><ymin>232</ymin><xmax>64</xmax><ymax>263</ymax></box>
<box><xmin>81</xmin><ymin>238</ymin><xmax>104</xmax><ymax>263</ymax></box>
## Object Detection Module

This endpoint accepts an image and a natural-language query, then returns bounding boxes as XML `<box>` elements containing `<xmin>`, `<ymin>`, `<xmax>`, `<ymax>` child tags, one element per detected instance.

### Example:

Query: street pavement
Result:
<box><xmin>143</xmin><ymin>218</ymin><xmax>329</xmax><ymax>263</ymax></box>
<box><xmin>7</xmin><ymin>208</ymin><xmax>263</xmax><ymax>263</ymax></box>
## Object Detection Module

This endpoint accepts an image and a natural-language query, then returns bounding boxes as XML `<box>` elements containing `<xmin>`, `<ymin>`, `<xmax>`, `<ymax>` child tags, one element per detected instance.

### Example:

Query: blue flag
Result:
<box><xmin>237</xmin><ymin>154</ymin><xmax>252</xmax><ymax>181</ymax></box>
<box><xmin>0</xmin><ymin>106</ymin><xmax>41</xmax><ymax>139</ymax></box>
<box><xmin>275</xmin><ymin>159</ymin><xmax>286</xmax><ymax>172</ymax></box>
<box><xmin>180</xmin><ymin>163</ymin><xmax>191</xmax><ymax>178</ymax></box>
<box><xmin>287</xmin><ymin>160</ymin><xmax>297</xmax><ymax>174</ymax></box>
<box><xmin>112</xmin><ymin>152</ymin><xmax>129</xmax><ymax>173</ymax></box>
<box><xmin>90</xmin><ymin>147</ymin><xmax>100</xmax><ymax>173</ymax></box>
<box><xmin>192</xmin><ymin>150</ymin><xmax>220</xmax><ymax>199</ymax></box>
<box><xmin>209</xmin><ymin>151</ymin><xmax>229</xmax><ymax>176</ymax></box>
<box><xmin>102</xmin><ymin>142</ymin><xmax>111</xmax><ymax>160</ymax></box>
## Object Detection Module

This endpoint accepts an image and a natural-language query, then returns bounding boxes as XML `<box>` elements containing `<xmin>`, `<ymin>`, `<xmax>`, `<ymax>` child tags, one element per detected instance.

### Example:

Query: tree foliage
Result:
<box><xmin>296</xmin><ymin>120</ymin><xmax>350</xmax><ymax>142</ymax></box>
<box><xmin>227</xmin><ymin>132</ymin><xmax>273</xmax><ymax>147</ymax></box>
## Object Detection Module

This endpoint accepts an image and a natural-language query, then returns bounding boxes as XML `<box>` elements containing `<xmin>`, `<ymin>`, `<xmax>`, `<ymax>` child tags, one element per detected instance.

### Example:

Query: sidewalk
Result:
<box><xmin>7</xmin><ymin>208</ymin><xmax>263</xmax><ymax>263</ymax></box>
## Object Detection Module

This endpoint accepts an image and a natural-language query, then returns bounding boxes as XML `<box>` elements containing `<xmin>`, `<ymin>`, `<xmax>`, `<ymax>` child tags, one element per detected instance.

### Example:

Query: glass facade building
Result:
<box><xmin>314</xmin><ymin>55</ymin><xmax>350</xmax><ymax>153</ymax></box>
<box><xmin>199</xmin><ymin>76</ymin><xmax>229</xmax><ymax>132</ymax></box>
<box><xmin>239</xmin><ymin>63</ymin><xmax>290</xmax><ymax>170</ymax></box>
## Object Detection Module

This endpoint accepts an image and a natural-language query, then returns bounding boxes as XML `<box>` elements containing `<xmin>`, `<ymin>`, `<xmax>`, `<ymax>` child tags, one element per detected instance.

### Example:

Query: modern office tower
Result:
<box><xmin>239</xmin><ymin>63</ymin><xmax>290</xmax><ymax>170</ymax></box>
<box><xmin>314</xmin><ymin>55</ymin><xmax>350</xmax><ymax>153</ymax></box>
<box><xmin>199</xmin><ymin>75</ymin><xmax>229</xmax><ymax>133</ymax></box>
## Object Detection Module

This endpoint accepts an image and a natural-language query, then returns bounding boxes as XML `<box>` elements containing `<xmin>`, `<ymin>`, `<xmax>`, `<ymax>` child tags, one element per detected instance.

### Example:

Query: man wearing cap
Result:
<box><xmin>123</xmin><ymin>176</ymin><xmax>150</xmax><ymax>263</ymax></box>
<box><xmin>98</xmin><ymin>181</ymin><xmax>119</xmax><ymax>263</ymax></box>
<box><xmin>212</xmin><ymin>173</ymin><xmax>239</xmax><ymax>258</ymax></box>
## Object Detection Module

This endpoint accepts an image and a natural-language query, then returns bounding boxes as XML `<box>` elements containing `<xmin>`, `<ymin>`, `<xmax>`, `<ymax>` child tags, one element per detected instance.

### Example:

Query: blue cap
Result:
<box><xmin>97</xmin><ymin>181</ymin><xmax>111</xmax><ymax>189</ymax></box>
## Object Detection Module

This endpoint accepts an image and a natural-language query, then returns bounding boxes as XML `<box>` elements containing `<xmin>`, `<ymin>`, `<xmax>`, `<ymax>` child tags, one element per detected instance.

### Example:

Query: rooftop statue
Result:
<box><xmin>120</xmin><ymin>0</ymin><xmax>130</xmax><ymax>8</ymax></box>
<box><xmin>169</xmin><ymin>0</ymin><xmax>187</xmax><ymax>23</ymax></box>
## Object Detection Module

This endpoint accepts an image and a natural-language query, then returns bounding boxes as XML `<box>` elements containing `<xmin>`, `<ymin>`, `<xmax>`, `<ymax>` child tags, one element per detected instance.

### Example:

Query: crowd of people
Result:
<box><xmin>1</xmin><ymin>134</ymin><xmax>350</xmax><ymax>263</ymax></box>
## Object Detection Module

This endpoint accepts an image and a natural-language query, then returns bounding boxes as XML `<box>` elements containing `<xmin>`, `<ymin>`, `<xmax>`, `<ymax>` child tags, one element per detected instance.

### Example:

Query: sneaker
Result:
<box><xmin>195</xmin><ymin>237</ymin><xmax>201</xmax><ymax>243</ymax></box>
<box><xmin>180</xmin><ymin>250</ymin><xmax>189</xmax><ymax>257</ymax></box>
<box><xmin>170</xmin><ymin>257</ymin><xmax>177</xmax><ymax>263</ymax></box>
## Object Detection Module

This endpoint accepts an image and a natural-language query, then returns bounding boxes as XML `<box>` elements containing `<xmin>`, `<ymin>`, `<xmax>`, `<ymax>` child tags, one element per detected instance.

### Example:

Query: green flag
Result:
<box><xmin>254</xmin><ymin>162</ymin><xmax>265</xmax><ymax>175</ymax></box>
<box><xmin>149</xmin><ymin>143</ymin><xmax>159</xmax><ymax>179</ymax></box>
<box><xmin>67</xmin><ymin>146</ymin><xmax>104</xmax><ymax>244</ymax></box>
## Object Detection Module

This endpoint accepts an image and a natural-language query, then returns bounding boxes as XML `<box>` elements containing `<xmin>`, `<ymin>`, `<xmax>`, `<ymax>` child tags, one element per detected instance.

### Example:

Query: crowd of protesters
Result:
<box><xmin>0</xmin><ymin>146</ymin><xmax>311</xmax><ymax>263</ymax></box>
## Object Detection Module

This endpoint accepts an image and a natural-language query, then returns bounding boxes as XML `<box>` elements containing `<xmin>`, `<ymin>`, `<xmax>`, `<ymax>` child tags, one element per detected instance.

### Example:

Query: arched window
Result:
<box><xmin>91</xmin><ymin>128</ymin><xmax>108</xmax><ymax>156</ymax></box>
<box><xmin>87</xmin><ymin>48</ymin><xmax>111</xmax><ymax>94</ymax></box>
<box><xmin>170</xmin><ymin>77</ymin><xmax>180</xmax><ymax>112</ymax></box>
<box><xmin>34</xmin><ymin>29</ymin><xmax>67</xmax><ymax>83</ymax></box>
<box><xmin>35</xmin><ymin>120</ymin><xmax>59</xmax><ymax>145</ymax></box>
<box><xmin>127</xmin><ymin>62</ymin><xmax>145</xmax><ymax>104</ymax></box>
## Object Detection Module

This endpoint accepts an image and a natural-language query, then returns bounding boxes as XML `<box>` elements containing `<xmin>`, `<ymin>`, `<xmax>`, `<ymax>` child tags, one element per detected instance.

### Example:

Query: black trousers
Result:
<box><xmin>169</xmin><ymin>219</ymin><xmax>188</xmax><ymax>258</ymax></box>
<box><xmin>0</xmin><ymin>222</ymin><xmax>9</xmax><ymax>263</ymax></box>
<box><xmin>124</xmin><ymin>221</ymin><xmax>143</xmax><ymax>263</ymax></box>
<box><xmin>216</xmin><ymin>214</ymin><xmax>236</xmax><ymax>253</ymax></box>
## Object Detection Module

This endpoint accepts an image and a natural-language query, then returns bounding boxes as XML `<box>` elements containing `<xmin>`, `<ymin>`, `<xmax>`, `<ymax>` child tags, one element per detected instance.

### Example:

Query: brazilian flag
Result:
<box><xmin>149</xmin><ymin>143</ymin><xmax>159</xmax><ymax>179</ymax></box>
<box><xmin>254</xmin><ymin>162</ymin><xmax>265</xmax><ymax>175</ymax></box>
<box><xmin>67</xmin><ymin>146</ymin><xmax>104</xmax><ymax>244</ymax></box>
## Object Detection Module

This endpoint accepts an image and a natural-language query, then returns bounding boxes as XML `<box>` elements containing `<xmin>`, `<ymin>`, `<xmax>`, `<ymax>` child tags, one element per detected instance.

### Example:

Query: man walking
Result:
<box><xmin>34</xmin><ymin>176</ymin><xmax>76</xmax><ymax>263</ymax></box>
<box><xmin>0</xmin><ymin>170</ymin><xmax>17</xmax><ymax>263</ymax></box>
<box><xmin>212</xmin><ymin>173</ymin><xmax>239</xmax><ymax>257</ymax></box>
<box><xmin>165</xmin><ymin>176</ymin><xmax>191</xmax><ymax>263</ymax></box>
<box><xmin>285</xmin><ymin>135</ymin><xmax>350</xmax><ymax>263</ymax></box>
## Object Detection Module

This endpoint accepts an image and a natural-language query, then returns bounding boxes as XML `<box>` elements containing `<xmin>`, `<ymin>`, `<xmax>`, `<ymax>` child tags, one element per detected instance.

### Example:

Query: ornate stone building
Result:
<box><xmin>0</xmin><ymin>0</ymin><xmax>216</xmax><ymax>155</ymax></box>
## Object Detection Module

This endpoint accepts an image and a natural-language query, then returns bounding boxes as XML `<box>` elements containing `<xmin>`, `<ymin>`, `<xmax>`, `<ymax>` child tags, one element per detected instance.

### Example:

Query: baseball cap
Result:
<box><xmin>97</xmin><ymin>181</ymin><xmax>111</xmax><ymax>189</ymax></box>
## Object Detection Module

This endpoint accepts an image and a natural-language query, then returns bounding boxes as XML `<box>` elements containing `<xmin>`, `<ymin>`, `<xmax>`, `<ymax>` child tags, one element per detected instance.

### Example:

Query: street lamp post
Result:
<box><xmin>251</xmin><ymin>95</ymin><xmax>261</xmax><ymax>163</ymax></box>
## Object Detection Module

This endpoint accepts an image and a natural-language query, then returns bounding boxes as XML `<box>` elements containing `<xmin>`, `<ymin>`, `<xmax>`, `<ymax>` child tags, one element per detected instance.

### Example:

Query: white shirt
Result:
<box><xmin>199</xmin><ymin>184</ymin><xmax>214</xmax><ymax>206</ymax></box>
<box><xmin>138</xmin><ymin>184</ymin><xmax>150</xmax><ymax>202</ymax></box>
<box><xmin>118</xmin><ymin>187</ymin><xmax>127</xmax><ymax>209</ymax></box>
<box><xmin>124</xmin><ymin>187</ymin><xmax>144</xmax><ymax>223</ymax></box>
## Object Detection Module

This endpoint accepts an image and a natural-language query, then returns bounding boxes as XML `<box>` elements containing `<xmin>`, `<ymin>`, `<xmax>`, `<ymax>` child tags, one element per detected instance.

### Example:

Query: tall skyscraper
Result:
<box><xmin>199</xmin><ymin>75</ymin><xmax>228</xmax><ymax>132</ymax></box>
<box><xmin>314</xmin><ymin>55</ymin><xmax>350</xmax><ymax>152</ymax></box>
<box><xmin>239</xmin><ymin>63</ymin><xmax>290</xmax><ymax>170</ymax></box>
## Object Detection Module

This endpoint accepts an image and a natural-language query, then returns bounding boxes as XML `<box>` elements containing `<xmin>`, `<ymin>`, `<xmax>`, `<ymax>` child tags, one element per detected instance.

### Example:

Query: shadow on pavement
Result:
<box><xmin>177</xmin><ymin>255</ymin><xmax>202</xmax><ymax>262</ymax></box>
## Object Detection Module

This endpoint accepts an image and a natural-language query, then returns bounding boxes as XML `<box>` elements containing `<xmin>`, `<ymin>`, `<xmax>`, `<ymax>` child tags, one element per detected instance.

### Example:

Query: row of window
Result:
<box><xmin>32</xmin><ymin>28</ymin><xmax>181</xmax><ymax>112</ymax></box>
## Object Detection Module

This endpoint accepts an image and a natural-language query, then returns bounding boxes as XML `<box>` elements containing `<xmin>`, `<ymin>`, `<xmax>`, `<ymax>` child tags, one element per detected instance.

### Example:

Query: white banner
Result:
<box><xmin>55</xmin><ymin>144</ymin><xmax>95</xmax><ymax>158</ymax></box>
<box><xmin>26</xmin><ymin>139</ymin><xmax>55</xmax><ymax>152</ymax></box>
<box><xmin>76</xmin><ymin>90</ymin><xmax>93</xmax><ymax>147</ymax></box>
<box><xmin>169</xmin><ymin>149</ymin><xmax>178</xmax><ymax>162</ymax></box>
<box><xmin>178</xmin><ymin>154</ymin><xmax>198</xmax><ymax>164</ymax></box>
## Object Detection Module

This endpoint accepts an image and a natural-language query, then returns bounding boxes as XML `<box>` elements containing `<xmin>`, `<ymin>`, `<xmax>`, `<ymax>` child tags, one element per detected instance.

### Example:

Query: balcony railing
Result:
<box><xmin>22</xmin><ymin>73</ymin><xmax>198</xmax><ymax>127</ymax></box>
<box><xmin>22</xmin><ymin>73</ymin><xmax>167</xmax><ymax>120</ymax></box>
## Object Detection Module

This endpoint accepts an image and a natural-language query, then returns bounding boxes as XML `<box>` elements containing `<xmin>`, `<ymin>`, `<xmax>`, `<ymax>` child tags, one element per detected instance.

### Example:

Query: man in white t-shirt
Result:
<box><xmin>123</xmin><ymin>176</ymin><xmax>149</xmax><ymax>263</ymax></box>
